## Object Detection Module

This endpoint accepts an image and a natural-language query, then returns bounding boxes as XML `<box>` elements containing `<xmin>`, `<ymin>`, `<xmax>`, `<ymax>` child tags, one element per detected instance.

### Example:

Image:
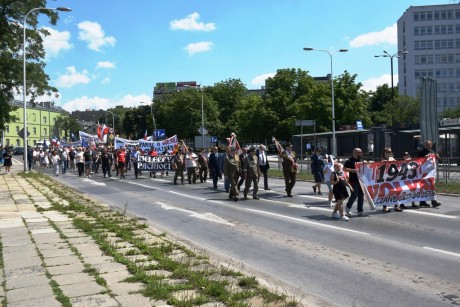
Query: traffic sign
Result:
<box><xmin>198</xmin><ymin>126</ymin><xmax>208</xmax><ymax>135</ymax></box>
<box><xmin>295</xmin><ymin>120</ymin><xmax>315</xmax><ymax>126</ymax></box>
<box><xmin>154</xmin><ymin>129</ymin><xmax>166</xmax><ymax>139</ymax></box>
<box><xmin>18</xmin><ymin>128</ymin><xmax>30</xmax><ymax>139</ymax></box>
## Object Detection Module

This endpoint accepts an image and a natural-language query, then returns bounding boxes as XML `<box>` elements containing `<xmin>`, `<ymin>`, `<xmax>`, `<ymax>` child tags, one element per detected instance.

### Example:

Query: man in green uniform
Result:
<box><xmin>282</xmin><ymin>142</ymin><xmax>297</xmax><ymax>197</ymax></box>
<box><xmin>172</xmin><ymin>149</ymin><xmax>185</xmax><ymax>185</ymax></box>
<box><xmin>224</xmin><ymin>146</ymin><xmax>241</xmax><ymax>202</ymax></box>
<box><xmin>243</xmin><ymin>146</ymin><xmax>260</xmax><ymax>200</ymax></box>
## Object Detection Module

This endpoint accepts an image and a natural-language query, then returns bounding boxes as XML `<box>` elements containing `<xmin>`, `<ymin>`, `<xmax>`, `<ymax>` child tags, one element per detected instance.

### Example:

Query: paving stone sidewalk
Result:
<box><xmin>0</xmin><ymin>168</ymin><xmax>156</xmax><ymax>306</ymax></box>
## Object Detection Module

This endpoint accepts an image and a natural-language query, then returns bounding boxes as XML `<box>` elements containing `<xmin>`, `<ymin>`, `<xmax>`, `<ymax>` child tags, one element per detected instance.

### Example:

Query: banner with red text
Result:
<box><xmin>357</xmin><ymin>154</ymin><xmax>437</xmax><ymax>206</ymax></box>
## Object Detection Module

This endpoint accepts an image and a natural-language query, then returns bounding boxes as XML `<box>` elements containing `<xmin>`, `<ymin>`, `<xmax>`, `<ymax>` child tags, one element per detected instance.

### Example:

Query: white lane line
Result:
<box><xmin>126</xmin><ymin>181</ymin><xmax>158</xmax><ymax>190</ymax></box>
<box><xmin>156</xmin><ymin>202</ymin><xmax>234</xmax><ymax>226</ymax></box>
<box><xmin>169</xmin><ymin>191</ymin><xmax>206</xmax><ymax>201</ymax></box>
<box><xmin>297</xmin><ymin>194</ymin><xmax>327</xmax><ymax>201</ymax></box>
<box><xmin>81</xmin><ymin>178</ymin><xmax>106</xmax><ymax>186</ymax></box>
<box><xmin>288</xmin><ymin>204</ymin><xmax>332</xmax><ymax>212</ymax></box>
<box><xmin>423</xmin><ymin>246</ymin><xmax>460</xmax><ymax>258</ymax></box>
<box><xmin>208</xmin><ymin>200</ymin><xmax>224</xmax><ymax>204</ymax></box>
<box><xmin>404</xmin><ymin>210</ymin><xmax>457</xmax><ymax>219</ymax></box>
<box><xmin>245</xmin><ymin>208</ymin><xmax>369</xmax><ymax>235</ymax></box>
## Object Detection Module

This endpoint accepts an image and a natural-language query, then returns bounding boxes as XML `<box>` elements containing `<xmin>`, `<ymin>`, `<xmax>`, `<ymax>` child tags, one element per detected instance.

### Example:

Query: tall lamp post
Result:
<box><xmin>140</xmin><ymin>101</ymin><xmax>156</xmax><ymax>137</ymax></box>
<box><xmin>442</xmin><ymin>89</ymin><xmax>459</xmax><ymax>112</ymax></box>
<box><xmin>106</xmin><ymin>111</ymin><xmax>121</xmax><ymax>136</ymax></box>
<box><xmin>303</xmin><ymin>47</ymin><xmax>348</xmax><ymax>157</ymax></box>
<box><xmin>199</xmin><ymin>85</ymin><xmax>204</xmax><ymax>150</ymax></box>
<box><xmin>23</xmin><ymin>6</ymin><xmax>71</xmax><ymax>173</ymax></box>
<box><xmin>374</xmin><ymin>50</ymin><xmax>408</xmax><ymax>98</ymax></box>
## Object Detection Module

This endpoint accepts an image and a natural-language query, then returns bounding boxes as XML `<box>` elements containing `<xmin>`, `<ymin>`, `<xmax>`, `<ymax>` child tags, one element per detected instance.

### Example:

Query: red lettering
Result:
<box><xmin>367</xmin><ymin>184</ymin><xmax>380</xmax><ymax>199</ymax></box>
<box><xmin>378</xmin><ymin>183</ymin><xmax>394</xmax><ymax>198</ymax></box>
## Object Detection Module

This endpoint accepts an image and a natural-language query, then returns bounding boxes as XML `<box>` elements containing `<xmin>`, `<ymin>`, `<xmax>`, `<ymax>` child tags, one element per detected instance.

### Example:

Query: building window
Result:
<box><xmin>33</xmin><ymin>127</ymin><xmax>36</xmax><ymax>134</ymax></box>
<box><xmin>53</xmin><ymin>118</ymin><xmax>56</xmax><ymax>125</ymax></box>
<box><xmin>456</xmin><ymin>10</ymin><xmax>460</xmax><ymax>19</ymax></box>
<box><xmin>43</xmin><ymin>128</ymin><xmax>47</xmax><ymax>135</ymax></box>
<box><xmin>414</xmin><ymin>12</ymin><xmax>419</xmax><ymax>21</ymax></box>
<box><xmin>43</xmin><ymin>117</ymin><xmax>46</xmax><ymax>124</ymax></box>
<box><xmin>15</xmin><ymin>126</ymin><xmax>19</xmax><ymax>133</ymax></box>
<box><xmin>5</xmin><ymin>125</ymin><xmax>9</xmax><ymax>133</ymax></box>
<box><xmin>16</xmin><ymin>139</ymin><xmax>20</xmax><ymax>146</ymax></box>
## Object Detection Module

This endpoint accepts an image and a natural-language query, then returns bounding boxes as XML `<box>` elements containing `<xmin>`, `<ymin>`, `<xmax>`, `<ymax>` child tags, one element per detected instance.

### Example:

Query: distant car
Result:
<box><xmin>14</xmin><ymin>147</ymin><xmax>24</xmax><ymax>155</ymax></box>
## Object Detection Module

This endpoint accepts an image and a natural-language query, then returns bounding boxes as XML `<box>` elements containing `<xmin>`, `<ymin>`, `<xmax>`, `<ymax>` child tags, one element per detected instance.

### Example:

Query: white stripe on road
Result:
<box><xmin>126</xmin><ymin>181</ymin><xmax>158</xmax><ymax>190</ymax></box>
<box><xmin>245</xmin><ymin>208</ymin><xmax>369</xmax><ymax>235</ymax></box>
<box><xmin>168</xmin><ymin>191</ymin><xmax>206</xmax><ymax>201</ymax></box>
<box><xmin>404</xmin><ymin>210</ymin><xmax>457</xmax><ymax>219</ymax></box>
<box><xmin>296</xmin><ymin>194</ymin><xmax>327</xmax><ymax>201</ymax></box>
<box><xmin>81</xmin><ymin>178</ymin><xmax>106</xmax><ymax>186</ymax></box>
<box><xmin>156</xmin><ymin>202</ymin><xmax>234</xmax><ymax>226</ymax></box>
<box><xmin>423</xmin><ymin>246</ymin><xmax>460</xmax><ymax>258</ymax></box>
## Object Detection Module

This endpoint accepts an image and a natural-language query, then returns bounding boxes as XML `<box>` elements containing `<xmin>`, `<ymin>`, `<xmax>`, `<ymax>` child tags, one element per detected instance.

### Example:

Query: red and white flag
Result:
<box><xmin>143</xmin><ymin>130</ymin><xmax>148</xmax><ymax>140</ymax></box>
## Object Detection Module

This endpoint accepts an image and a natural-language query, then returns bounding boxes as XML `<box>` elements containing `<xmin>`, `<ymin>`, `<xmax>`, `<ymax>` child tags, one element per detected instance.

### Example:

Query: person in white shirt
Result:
<box><xmin>257</xmin><ymin>144</ymin><xmax>270</xmax><ymax>190</ymax></box>
<box><xmin>51</xmin><ymin>150</ymin><xmax>60</xmax><ymax>176</ymax></box>
<box><xmin>323</xmin><ymin>154</ymin><xmax>336</xmax><ymax>207</ymax></box>
<box><xmin>185</xmin><ymin>147</ymin><xmax>198</xmax><ymax>184</ymax></box>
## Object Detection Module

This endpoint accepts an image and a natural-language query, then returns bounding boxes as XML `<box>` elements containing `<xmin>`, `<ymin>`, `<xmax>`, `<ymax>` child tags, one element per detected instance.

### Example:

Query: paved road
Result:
<box><xmin>32</xmin><ymin>160</ymin><xmax>460</xmax><ymax>307</ymax></box>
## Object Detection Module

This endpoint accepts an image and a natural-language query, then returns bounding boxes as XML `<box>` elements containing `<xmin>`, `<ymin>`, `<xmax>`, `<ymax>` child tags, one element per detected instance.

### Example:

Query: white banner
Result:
<box><xmin>357</xmin><ymin>154</ymin><xmax>437</xmax><ymax>206</ymax></box>
<box><xmin>115</xmin><ymin>135</ymin><xmax>178</xmax><ymax>153</ymax></box>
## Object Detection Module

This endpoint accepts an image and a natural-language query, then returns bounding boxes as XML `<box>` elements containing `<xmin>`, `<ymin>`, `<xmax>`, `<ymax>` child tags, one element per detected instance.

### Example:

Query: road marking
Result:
<box><xmin>126</xmin><ymin>181</ymin><xmax>158</xmax><ymax>190</ymax></box>
<box><xmin>423</xmin><ymin>246</ymin><xmax>460</xmax><ymax>258</ymax></box>
<box><xmin>208</xmin><ymin>200</ymin><xmax>224</xmax><ymax>204</ymax></box>
<box><xmin>245</xmin><ymin>208</ymin><xmax>369</xmax><ymax>235</ymax></box>
<box><xmin>404</xmin><ymin>210</ymin><xmax>457</xmax><ymax>219</ymax></box>
<box><xmin>156</xmin><ymin>202</ymin><xmax>234</xmax><ymax>226</ymax></box>
<box><xmin>297</xmin><ymin>194</ymin><xmax>327</xmax><ymax>201</ymax></box>
<box><xmin>288</xmin><ymin>204</ymin><xmax>332</xmax><ymax>212</ymax></box>
<box><xmin>168</xmin><ymin>191</ymin><xmax>206</xmax><ymax>201</ymax></box>
<box><xmin>81</xmin><ymin>178</ymin><xmax>106</xmax><ymax>186</ymax></box>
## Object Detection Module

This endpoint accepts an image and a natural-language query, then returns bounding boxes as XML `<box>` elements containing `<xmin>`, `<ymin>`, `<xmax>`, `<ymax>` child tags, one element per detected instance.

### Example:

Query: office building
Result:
<box><xmin>397</xmin><ymin>2</ymin><xmax>460</xmax><ymax>113</ymax></box>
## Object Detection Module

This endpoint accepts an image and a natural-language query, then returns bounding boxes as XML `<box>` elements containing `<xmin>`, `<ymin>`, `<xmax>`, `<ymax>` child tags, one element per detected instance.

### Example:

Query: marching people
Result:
<box><xmin>148</xmin><ymin>146</ymin><xmax>158</xmax><ymax>178</ymax></box>
<box><xmin>116</xmin><ymin>147</ymin><xmax>127</xmax><ymax>179</ymax></box>
<box><xmin>68</xmin><ymin>147</ymin><xmax>76</xmax><ymax>172</ymax></box>
<box><xmin>323</xmin><ymin>154</ymin><xmax>336</xmax><ymax>207</ymax></box>
<box><xmin>172</xmin><ymin>149</ymin><xmax>185</xmax><ymax>185</ymax></box>
<box><xmin>417</xmin><ymin>140</ymin><xmax>442</xmax><ymax>208</ymax></box>
<box><xmin>100</xmin><ymin>148</ymin><xmax>113</xmax><ymax>178</ymax></box>
<box><xmin>257</xmin><ymin>144</ymin><xmax>270</xmax><ymax>190</ymax></box>
<box><xmin>198</xmin><ymin>148</ymin><xmax>209</xmax><ymax>183</ymax></box>
<box><xmin>282</xmin><ymin>142</ymin><xmax>297</xmax><ymax>197</ymax></box>
<box><xmin>237</xmin><ymin>147</ymin><xmax>248</xmax><ymax>191</ymax></box>
<box><xmin>311</xmin><ymin>147</ymin><xmax>325</xmax><ymax>195</ymax></box>
<box><xmin>331</xmin><ymin>162</ymin><xmax>352</xmax><ymax>221</ymax></box>
<box><xmin>185</xmin><ymin>147</ymin><xmax>198</xmax><ymax>184</ymax></box>
<box><xmin>83</xmin><ymin>147</ymin><xmax>92</xmax><ymax>178</ymax></box>
<box><xmin>224</xmin><ymin>146</ymin><xmax>241</xmax><ymax>201</ymax></box>
<box><xmin>51</xmin><ymin>150</ymin><xmax>60</xmax><ymax>176</ymax></box>
<box><xmin>400</xmin><ymin>152</ymin><xmax>419</xmax><ymax>209</ymax></box>
<box><xmin>132</xmin><ymin>146</ymin><xmax>142</xmax><ymax>179</ymax></box>
<box><xmin>381</xmin><ymin>147</ymin><xmax>403</xmax><ymax>212</ymax></box>
<box><xmin>220</xmin><ymin>148</ymin><xmax>230</xmax><ymax>192</ymax></box>
<box><xmin>344</xmin><ymin>148</ymin><xmax>365</xmax><ymax>217</ymax></box>
<box><xmin>75</xmin><ymin>147</ymin><xmax>84</xmax><ymax>177</ymax></box>
<box><xmin>243</xmin><ymin>146</ymin><xmax>260</xmax><ymax>200</ymax></box>
<box><xmin>27</xmin><ymin>146</ymin><xmax>33</xmax><ymax>171</ymax></box>
<box><xmin>209</xmin><ymin>147</ymin><xmax>219</xmax><ymax>189</ymax></box>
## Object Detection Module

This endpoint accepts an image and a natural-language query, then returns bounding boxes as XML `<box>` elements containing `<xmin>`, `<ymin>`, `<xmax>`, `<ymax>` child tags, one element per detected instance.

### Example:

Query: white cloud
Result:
<box><xmin>101</xmin><ymin>77</ymin><xmax>110</xmax><ymax>84</ymax></box>
<box><xmin>170</xmin><ymin>12</ymin><xmax>216</xmax><ymax>32</ymax></box>
<box><xmin>54</xmin><ymin>66</ymin><xmax>92</xmax><ymax>88</ymax></box>
<box><xmin>184</xmin><ymin>41</ymin><xmax>213</xmax><ymax>55</ymax></box>
<box><xmin>96</xmin><ymin>61</ymin><xmax>116</xmax><ymax>69</ymax></box>
<box><xmin>78</xmin><ymin>21</ymin><xmax>116</xmax><ymax>51</ymax></box>
<box><xmin>251</xmin><ymin>73</ymin><xmax>275</xmax><ymax>86</ymax></box>
<box><xmin>41</xmin><ymin>27</ymin><xmax>73</xmax><ymax>58</ymax></box>
<box><xmin>349</xmin><ymin>23</ymin><xmax>397</xmax><ymax>48</ymax></box>
<box><xmin>361</xmin><ymin>74</ymin><xmax>397</xmax><ymax>92</ymax></box>
<box><xmin>60</xmin><ymin>94</ymin><xmax>152</xmax><ymax>112</ymax></box>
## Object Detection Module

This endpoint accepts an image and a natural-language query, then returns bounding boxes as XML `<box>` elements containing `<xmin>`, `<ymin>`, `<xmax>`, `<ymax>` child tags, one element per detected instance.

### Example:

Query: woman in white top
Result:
<box><xmin>51</xmin><ymin>150</ymin><xmax>60</xmax><ymax>176</ymax></box>
<box><xmin>323</xmin><ymin>154</ymin><xmax>336</xmax><ymax>207</ymax></box>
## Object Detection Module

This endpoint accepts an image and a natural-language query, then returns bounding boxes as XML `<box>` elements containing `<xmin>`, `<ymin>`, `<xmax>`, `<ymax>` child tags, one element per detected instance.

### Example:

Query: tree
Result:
<box><xmin>0</xmin><ymin>0</ymin><xmax>63</xmax><ymax>130</ymax></box>
<box><xmin>368</xmin><ymin>84</ymin><xmax>395</xmax><ymax>125</ymax></box>
<box><xmin>440</xmin><ymin>105</ymin><xmax>460</xmax><ymax>119</ymax></box>
<box><xmin>380</xmin><ymin>95</ymin><xmax>420</xmax><ymax>126</ymax></box>
<box><xmin>54</xmin><ymin>114</ymin><xmax>81</xmax><ymax>139</ymax></box>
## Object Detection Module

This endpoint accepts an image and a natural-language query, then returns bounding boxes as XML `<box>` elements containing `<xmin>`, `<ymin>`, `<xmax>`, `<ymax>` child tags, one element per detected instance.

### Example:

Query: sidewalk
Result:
<box><xmin>0</xmin><ymin>166</ymin><xmax>154</xmax><ymax>306</ymax></box>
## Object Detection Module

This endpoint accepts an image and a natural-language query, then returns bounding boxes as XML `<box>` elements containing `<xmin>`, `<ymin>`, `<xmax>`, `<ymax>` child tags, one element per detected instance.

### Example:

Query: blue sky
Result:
<box><xmin>31</xmin><ymin>0</ymin><xmax>450</xmax><ymax>112</ymax></box>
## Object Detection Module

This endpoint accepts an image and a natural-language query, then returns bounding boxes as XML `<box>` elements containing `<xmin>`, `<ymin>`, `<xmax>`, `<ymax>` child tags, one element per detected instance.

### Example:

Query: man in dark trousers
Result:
<box><xmin>237</xmin><ymin>147</ymin><xmax>248</xmax><ymax>191</ymax></box>
<box><xmin>208</xmin><ymin>147</ymin><xmax>219</xmax><ymax>189</ymax></box>
<box><xmin>417</xmin><ymin>140</ymin><xmax>442</xmax><ymax>208</ymax></box>
<box><xmin>256</xmin><ymin>144</ymin><xmax>270</xmax><ymax>190</ymax></box>
<box><xmin>344</xmin><ymin>148</ymin><xmax>365</xmax><ymax>217</ymax></box>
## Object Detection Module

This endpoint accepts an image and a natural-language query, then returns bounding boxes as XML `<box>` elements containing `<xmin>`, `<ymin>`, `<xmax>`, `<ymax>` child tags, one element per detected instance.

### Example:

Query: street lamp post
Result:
<box><xmin>374</xmin><ymin>50</ymin><xmax>408</xmax><ymax>98</ymax></box>
<box><xmin>140</xmin><ymin>101</ymin><xmax>156</xmax><ymax>138</ymax></box>
<box><xmin>303</xmin><ymin>47</ymin><xmax>348</xmax><ymax>157</ymax></box>
<box><xmin>442</xmin><ymin>89</ymin><xmax>459</xmax><ymax>112</ymax></box>
<box><xmin>200</xmin><ymin>85</ymin><xmax>204</xmax><ymax>150</ymax></box>
<box><xmin>106</xmin><ymin>110</ymin><xmax>121</xmax><ymax>135</ymax></box>
<box><xmin>23</xmin><ymin>6</ymin><xmax>71</xmax><ymax>173</ymax></box>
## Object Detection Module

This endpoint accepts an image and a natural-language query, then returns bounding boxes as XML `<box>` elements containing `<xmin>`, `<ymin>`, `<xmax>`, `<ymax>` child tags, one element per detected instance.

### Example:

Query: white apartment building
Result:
<box><xmin>397</xmin><ymin>2</ymin><xmax>460</xmax><ymax>113</ymax></box>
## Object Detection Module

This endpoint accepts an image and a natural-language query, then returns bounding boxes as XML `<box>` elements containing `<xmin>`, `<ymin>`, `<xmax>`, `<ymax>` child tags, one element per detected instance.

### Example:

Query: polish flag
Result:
<box><xmin>143</xmin><ymin>130</ymin><xmax>148</xmax><ymax>140</ymax></box>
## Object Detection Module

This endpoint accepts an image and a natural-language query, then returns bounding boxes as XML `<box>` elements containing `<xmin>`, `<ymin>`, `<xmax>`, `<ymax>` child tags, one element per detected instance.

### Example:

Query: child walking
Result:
<box><xmin>330</xmin><ymin>163</ymin><xmax>353</xmax><ymax>221</ymax></box>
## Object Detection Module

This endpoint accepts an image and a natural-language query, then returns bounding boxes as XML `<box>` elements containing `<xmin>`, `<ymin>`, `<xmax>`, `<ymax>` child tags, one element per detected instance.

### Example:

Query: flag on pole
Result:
<box><xmin>143</xmin><ymin>130</ymin><xmax>148</xmax><ymax>140</ymax></box>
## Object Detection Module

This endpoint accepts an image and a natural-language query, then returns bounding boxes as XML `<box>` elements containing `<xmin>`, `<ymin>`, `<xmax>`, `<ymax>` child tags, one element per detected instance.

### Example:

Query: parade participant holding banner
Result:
<box><xmin>331</xmin><ymin>163</ymin><xmax>352</xmax><ymax>221</ymax></box>
<box><xmin>381</xmin><ymin>147</ymin><xmax>403</xmax><ymax>213</ymax></box>
<box><xmin>281</xmin><ymin>142</ymin><xmax>297</xmax><ymax>197</ymax></box>
<box><xmin>198</xmin><ymin>148</ymin><xmax>209</xmax><ymax>183</ymax></box>
<box><xmin>172</xmin><ymin>149</ymin><xmax>185</xmax><ymax>185</ymax></box>
<box><xmin>243</xmin><ymin>146</ymin><xmax>260</xmax><ymax>200</ymax></box>
<box><xmin>344</xmin><ymin>148</ymin><xmax>365</xmax><ymax>217</ymax></box>
<box><xmin>400</xmin><ymin>152</ymin><xmax>419</xmax><ymax>209</ymax></box>
<box><xmin>224</xmin><ymin>146</ymin><xmax>241</xmax><ymax>201</ymax></box>
<box><xmin>417</xmin><ymin>140</ymin><xmax>442</xmax><ymax>208</ymax></box>
<box><xmin>132</xmin><ymin>146</ymin><xmax>142</xmax><ymax>179</ymax></box>
<box><xmin>323</xmin><ymin>154</ymin><xmax>336</xmax><ymax>207</ymax></box>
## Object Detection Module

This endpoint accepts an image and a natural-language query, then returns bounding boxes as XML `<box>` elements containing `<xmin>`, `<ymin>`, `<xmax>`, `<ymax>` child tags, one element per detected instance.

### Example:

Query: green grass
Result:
<box><xmin>436</xmin><ymin>181</ymin><xmax>460</xmax><ymax>194</ymax></box>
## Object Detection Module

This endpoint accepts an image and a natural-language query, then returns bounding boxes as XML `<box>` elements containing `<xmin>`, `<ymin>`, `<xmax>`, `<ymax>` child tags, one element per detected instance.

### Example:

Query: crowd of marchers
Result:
<box><xmin>3</xmin><ymin>139</ymin><xmax>443</xmax><ymax>223</ymax></box>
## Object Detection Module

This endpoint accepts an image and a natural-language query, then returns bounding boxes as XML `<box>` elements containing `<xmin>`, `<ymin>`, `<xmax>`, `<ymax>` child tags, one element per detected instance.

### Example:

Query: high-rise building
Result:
<box><xmin>397</xmin><ymin>3</ymin><xmax>460</xmax><ymax>113</ymax></box>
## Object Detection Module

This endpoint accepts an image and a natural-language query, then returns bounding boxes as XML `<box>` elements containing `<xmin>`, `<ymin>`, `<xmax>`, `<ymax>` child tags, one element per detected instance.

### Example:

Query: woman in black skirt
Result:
<box><xmin>330</xmin><ymin>163</ymin><xmax>353</xmax><ymax>221</ymax></box>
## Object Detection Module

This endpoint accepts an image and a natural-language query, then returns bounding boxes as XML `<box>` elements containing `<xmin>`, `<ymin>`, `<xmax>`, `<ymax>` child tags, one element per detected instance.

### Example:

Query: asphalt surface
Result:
<box><xmin>23</xmin><ymin>158</ymin><xmax>460</xmax><ymax>307</ymax></box>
